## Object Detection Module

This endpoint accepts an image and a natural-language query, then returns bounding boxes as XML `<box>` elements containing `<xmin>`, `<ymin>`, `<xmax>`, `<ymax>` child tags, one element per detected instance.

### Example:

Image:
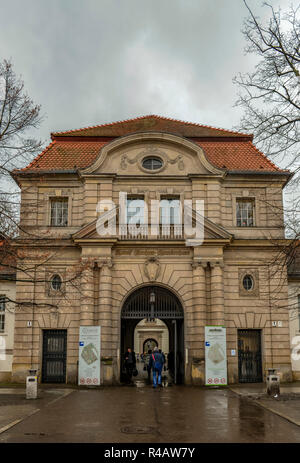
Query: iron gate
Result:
<box><xmin>238</xmin><ymin>329</ymin><xmax>262</xmax><ymax>383</ymax></box>
<box><xmin>121</xmin><ymin>286</ymin><xmax>183</xmax><ymax>319</ymax></box>
<box><xmin>42</xmin><ymin>330</ymin><xmax>67</xmax><ymax>383</ymax></box>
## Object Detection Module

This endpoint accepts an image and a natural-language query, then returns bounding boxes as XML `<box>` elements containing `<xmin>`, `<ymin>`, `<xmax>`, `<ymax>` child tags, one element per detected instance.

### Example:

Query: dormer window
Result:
<box><xmin>50</xmin><ymin>198</ymin><xmax>68</xmax><ymax>227</ymax></box>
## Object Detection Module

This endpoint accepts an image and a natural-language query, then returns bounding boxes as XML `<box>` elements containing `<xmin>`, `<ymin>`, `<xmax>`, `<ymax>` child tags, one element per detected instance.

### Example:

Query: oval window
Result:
<box><xmin>142</xmin><ymin>157</ymin><xmax>163</xmax><ymax>170</ymax></box>
<box><xmin>243</xmin><ymin>275</ymin><xmax>254</xmax><ymax>291</ymax></box>
<box><xmin>51</xmin><ymin>274</ymin><xmax>62</xmax><ymax>291</ymax></box>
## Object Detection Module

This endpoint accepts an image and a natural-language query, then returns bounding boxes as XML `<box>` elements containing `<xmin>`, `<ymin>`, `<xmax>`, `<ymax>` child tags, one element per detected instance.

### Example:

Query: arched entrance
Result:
<box><xmin>120</xmin><ymin>285</ymin><xmax>184</xmax><ymax>384</ymax></box>
<box><xmin>143</xmin><ymin>338</ymin><xmax>158</xmax><ymax>353</ymax></box>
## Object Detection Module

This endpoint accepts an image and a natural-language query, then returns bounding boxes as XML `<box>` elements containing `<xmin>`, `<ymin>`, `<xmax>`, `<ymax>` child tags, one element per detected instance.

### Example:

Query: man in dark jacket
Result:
<box><xmin>149</xmin><ymin>347</ymin><xmax>165</xmax><ymax>388</ymax></box>
<box><xmin>124</xmin><ymin>348</ymin><xmax>136</xmax><ymax>383</ymax></box>
<box><xmin>146</xmin><ymin>349</ymin><xmax>152</xmax><ymax>384</ymax></box>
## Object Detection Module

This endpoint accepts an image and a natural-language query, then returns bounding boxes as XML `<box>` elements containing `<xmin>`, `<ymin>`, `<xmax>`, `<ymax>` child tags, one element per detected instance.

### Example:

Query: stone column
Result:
<box><xmin>97</xmin><ymin>258</ymin><xmax>113</xmax><ymax>357</ymax></box>
<box><xmin>191</xmin><ymin>260</ymin><xmax>207</xmax><ymax>384</ymax></box>
<box><xmin>80</xmin><ymin>259</ymin><xmax>95</xmax><ymax>326</ymax></box>
<box><xmin>210</xmin><ymin>262</ymin><xmax>225</xmax><ymax>326</ymax></box>
<box><xmin>192</xmin><ymin>261</ymin><xmax>207</xmax><ymax>348</ymax></box>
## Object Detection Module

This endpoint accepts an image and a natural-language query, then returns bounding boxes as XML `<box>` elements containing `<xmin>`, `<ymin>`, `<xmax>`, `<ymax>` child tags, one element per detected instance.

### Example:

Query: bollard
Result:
<box><xmin>266</xmin><ymin>368</ymin><xmax>280</xmax><ymax>397</ymax></box>
<box><xmin>26</xmin><ymin>369</ymin><xmax>38</xmax><ymax>399</ymax></box>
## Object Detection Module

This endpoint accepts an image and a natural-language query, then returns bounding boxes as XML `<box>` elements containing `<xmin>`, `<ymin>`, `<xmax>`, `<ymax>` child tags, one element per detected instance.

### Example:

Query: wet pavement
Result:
<box><xmin>230</xmin><ymin>382</ymin><xmax>300</xmax><ymax>427</ymax></box>
<box><xmin>1</xmin><ymin>384</ymin><xmax>300</xmax><ymax>443</ymax></box>
<box><xmin>0</xmin><ymin>388</ymin><xmax>73</xmax><ymax>434</ymax></box>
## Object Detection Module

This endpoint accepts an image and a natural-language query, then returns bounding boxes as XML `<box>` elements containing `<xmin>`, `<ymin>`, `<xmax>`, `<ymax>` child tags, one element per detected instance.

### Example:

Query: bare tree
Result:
<box><xmin>0</xmin><ymin>58</ymin><xmax>43</xmax><ymax>241</ymax></box>
<box><xmin>0</xmin><ymin>59</ymin><xmax>43</xmax><ymax>183</ymax></box>
<box><xmin>233</xmin><ymin>1</ymin><xmax>300</xmax><ymax>179</ymax></box>
<box><xmin>0</xmin><ymin>59</ymin><xmax>86</xmax><ymax>312</ymax></box>
<box><xmin>233</xmin><ymin>2</ymin><xmax>300</xmax><ymax>313</ymax></box>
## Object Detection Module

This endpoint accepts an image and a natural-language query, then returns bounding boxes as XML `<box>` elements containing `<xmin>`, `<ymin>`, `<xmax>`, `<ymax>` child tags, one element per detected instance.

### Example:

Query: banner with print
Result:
<box><xmin>205</xmin><ymin>326</ymin><xmax>227</xmax><ymax>386</ymax></box>
<box><xmin>78</xmin><ymin>326</ymin><xmax>101</xmax><ymax>386</ymax></box>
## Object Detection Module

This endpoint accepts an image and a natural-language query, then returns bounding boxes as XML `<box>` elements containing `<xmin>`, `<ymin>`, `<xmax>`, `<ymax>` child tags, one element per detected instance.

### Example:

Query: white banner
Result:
<box><xmin>205</xmin><ymin>326</ymin><xmax>227</xmax><ymax>386</ymax></box>
<box><xmin>78</xmin><ymin>326</ymin><xmax>101</xmax><ymax>386</ymax></box>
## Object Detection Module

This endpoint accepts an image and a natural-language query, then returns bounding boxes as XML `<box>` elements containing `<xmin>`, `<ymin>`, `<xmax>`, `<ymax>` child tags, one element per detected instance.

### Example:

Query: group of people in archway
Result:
<box><xmin>124</xmin><ymin>347</ymin><xmax>171</xmax><ymax>388</ymax></box>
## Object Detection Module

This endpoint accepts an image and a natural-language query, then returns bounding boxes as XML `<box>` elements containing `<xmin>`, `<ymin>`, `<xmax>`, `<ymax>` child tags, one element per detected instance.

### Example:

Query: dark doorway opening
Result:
<box><xmin>238</xmin><ymin>329</ymin><xmax>263</xmax><ymax>383</ymax></box>
<box><xmin>42</xmin><ymin>329</ymin><xmax>67</xmax><ymax>383</ymax></box>
<box><xmin>120</xmin><ymin>286</ymin><xmax>184</xmax><ymax>384</ymax></box>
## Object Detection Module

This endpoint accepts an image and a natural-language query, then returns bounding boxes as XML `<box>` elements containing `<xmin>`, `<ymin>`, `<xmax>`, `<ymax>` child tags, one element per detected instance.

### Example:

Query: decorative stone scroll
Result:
<box><xmin>96</xmin><ymin>258</ymin><xmax>113</xmax><ymax>270</ymax></box>
<box><xmin>121</xmin><ymin>145</ymin><xmax>185</xmax><ymax>173</ymax></box>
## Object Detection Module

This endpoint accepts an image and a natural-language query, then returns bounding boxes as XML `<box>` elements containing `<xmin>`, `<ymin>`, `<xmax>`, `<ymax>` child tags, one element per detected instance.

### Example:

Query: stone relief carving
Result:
<box><xmin>144</xmin><ymin>257</ymin><xmax>161</xmax><ymax>281</ymax></box>
<box><xmin>121</xmin><ymin>145</ymin><xmax>185</xmax><ymax>173</ymax></box>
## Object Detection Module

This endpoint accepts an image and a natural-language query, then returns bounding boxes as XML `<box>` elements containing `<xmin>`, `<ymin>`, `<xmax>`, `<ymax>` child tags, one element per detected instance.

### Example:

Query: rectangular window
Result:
<box><xmin>126</xmin><ymin>196</ymin><xmax>145</xmax><ymax>225</ymax></box>
<box><xmin>50</xmin><ymin>198</ymin><xmax>68</xmax><ymax>227</ymax></box>
<box><xmin>160</xmin><ymin>196</ymin><xmax>181</xmax><ymax>225</ymax></box>
<box><xmin>0</xmin><ymin>296</ymin><xmax>5</xmax><ymax>333</ymax></box>
<box><xmin>236</xmin><ymin>199</ymin><xmax>255</xmax><ymax>227</ymax></box>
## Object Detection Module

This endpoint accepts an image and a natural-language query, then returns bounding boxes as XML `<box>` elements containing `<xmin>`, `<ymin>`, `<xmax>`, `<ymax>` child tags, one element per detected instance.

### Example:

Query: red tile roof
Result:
<box><xmin>197</xmin><ymin>140</ymin><xmax>283</xmax><ymax>172</ymax></box>
<box><xmin>15</xmin><ymin>115</ymin><xmax>287</xmax><ymax>174</ymax></box>
<box><xmin>51</xmin><ymin>115</ymin><xmax>252</xmax><ymax>139</ymax></box>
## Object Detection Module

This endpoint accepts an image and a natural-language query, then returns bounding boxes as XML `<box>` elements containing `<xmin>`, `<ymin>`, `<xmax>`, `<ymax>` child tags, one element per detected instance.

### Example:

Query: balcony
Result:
<box><xmin>118</xmin><ymin>224</ymin><xmax>184</xmax><ymax>240</ymax></box>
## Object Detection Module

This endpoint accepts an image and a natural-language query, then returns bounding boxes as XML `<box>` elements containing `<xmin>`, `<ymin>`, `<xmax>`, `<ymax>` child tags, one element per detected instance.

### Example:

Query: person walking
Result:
<box><xmin>146</xmin><ymin>349</ymin><xmax>152</xmax><ymax>384</ymax></box>
<box><xmin>124</xmin><ymin>348</ymin><xmax>136</xmax><ymax>383</ymax></box>
<box><xmin>149</xmin><ymin>347</ymin><xmax>165</xmax><ymax>388</ymax></box>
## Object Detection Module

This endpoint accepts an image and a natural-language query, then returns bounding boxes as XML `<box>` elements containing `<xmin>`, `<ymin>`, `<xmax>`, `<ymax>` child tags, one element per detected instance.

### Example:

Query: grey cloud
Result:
<box><xmin>0</xmin><ymin>0</ymin><xmax>291</xmax><ymax>143</ymax></box>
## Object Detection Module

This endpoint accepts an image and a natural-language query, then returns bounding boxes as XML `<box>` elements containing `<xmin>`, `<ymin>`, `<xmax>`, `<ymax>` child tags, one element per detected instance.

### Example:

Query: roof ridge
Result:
<box><xmin>51</xmin><ymin>114</ymin><xmax>252</xmax><ymax>138</ymax></box>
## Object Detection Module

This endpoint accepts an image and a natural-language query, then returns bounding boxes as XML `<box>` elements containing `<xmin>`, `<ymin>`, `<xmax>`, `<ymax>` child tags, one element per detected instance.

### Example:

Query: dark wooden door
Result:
<box><xmin>238</xmin><ymin>329</ymin><xmax>262</xmax><ymax>383</ymax></box>
<box><xmin>42</xmin><ymin>330</ymin><xmax>67</xmax><ymax>383</ymax></box>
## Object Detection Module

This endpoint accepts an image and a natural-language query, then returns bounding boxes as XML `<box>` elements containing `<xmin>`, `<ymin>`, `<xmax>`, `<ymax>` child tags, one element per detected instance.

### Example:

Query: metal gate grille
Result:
<box><xmin>121</xmin><ymin>286</ymin><xmax>183</xmax><ymax>319</ymax></box>
<box><xmin>42</xmin><ymin>330</ymin><xmax>67</xmax><ymax>383</ymax></box>
<box><xmin>238</xmin><ymin>329</ymin><xmax>262</xmax><ymax>383</ymax></box>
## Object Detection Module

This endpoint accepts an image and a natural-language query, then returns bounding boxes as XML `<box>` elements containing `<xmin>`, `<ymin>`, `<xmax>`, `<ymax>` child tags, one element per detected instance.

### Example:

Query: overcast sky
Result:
<box><xmin>0</xmin><ymin>0</ymin><xmax>290</xmax><ymax>145</ymax></box>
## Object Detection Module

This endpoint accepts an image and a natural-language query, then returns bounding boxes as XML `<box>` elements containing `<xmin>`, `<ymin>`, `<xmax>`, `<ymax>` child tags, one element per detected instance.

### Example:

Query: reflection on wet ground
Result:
<box><xmin>1</xmin><ymin>385</ymin><xmax>300</xmax><ymax>443</ymax></box>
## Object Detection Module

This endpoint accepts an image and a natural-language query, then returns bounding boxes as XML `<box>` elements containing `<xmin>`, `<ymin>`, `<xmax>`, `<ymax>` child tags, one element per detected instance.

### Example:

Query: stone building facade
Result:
<box><xmin>11</xmin><ymin>115</ymin><xmax>293</xmax><ymax>385</ymax></box>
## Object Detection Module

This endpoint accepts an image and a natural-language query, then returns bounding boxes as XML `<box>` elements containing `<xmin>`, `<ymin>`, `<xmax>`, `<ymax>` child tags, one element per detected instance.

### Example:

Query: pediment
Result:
<box><xmin>80</xmin><ymin>132</ymin><xmax>225</xmax><ymax>177</ymax></box>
